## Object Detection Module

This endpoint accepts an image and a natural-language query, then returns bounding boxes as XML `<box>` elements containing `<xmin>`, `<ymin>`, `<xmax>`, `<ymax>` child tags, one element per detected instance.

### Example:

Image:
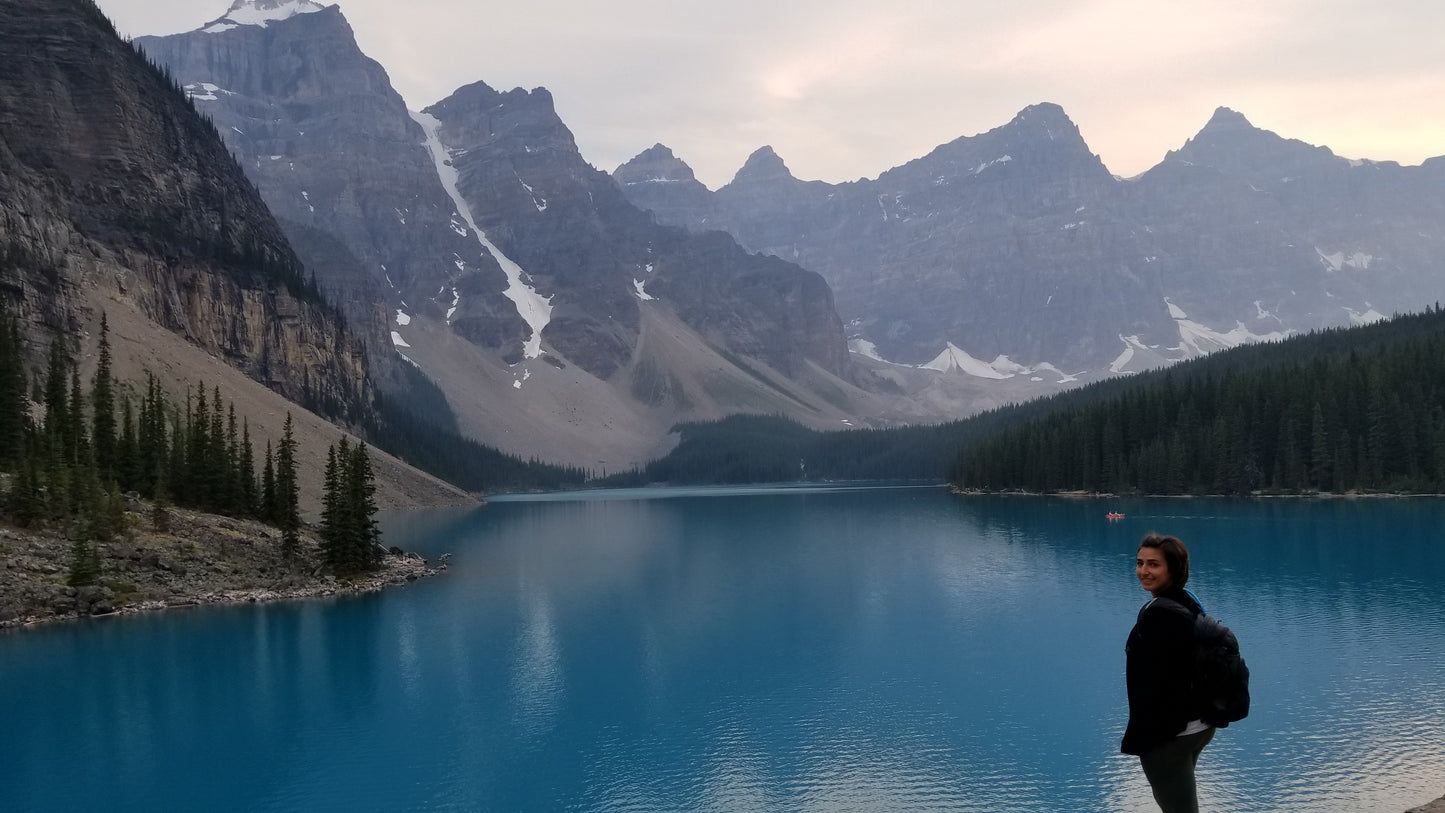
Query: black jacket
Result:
<box><xmin>1121</xmin><ymin>584</ymin><xmax>1202</xmax><ymax>755</ymax></box>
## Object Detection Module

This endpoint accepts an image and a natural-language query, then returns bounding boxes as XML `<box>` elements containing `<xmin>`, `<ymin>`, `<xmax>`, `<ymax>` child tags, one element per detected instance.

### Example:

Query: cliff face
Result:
<box><xmin>0</xmin><ymin>0</ymin><xmax>369</xmax><ymax>416</ymax></box>
<box><xmin>426</xmin><ymin>81</ymin><xmax>852</xmax><ymax>382</ymax></box>
<box><xmin>134</xmin><ymin>5</ymin><xmax>526</xmax><ymax>380</ymax></box>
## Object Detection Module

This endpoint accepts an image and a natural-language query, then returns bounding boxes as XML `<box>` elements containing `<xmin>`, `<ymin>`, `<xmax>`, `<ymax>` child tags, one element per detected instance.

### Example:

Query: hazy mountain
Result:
<box><xmin>136</xmin><ymin>0</ymin><xmax>892</xmax><ymax>471</ymax></box>
<box><xmin>617</xmin><ymin>105</ymin><xmax>1445</xmax><ymax>382</ymax></box>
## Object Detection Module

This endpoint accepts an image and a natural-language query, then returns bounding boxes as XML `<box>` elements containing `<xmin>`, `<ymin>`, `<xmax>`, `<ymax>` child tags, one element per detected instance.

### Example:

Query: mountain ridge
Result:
<box><xmin>135</xmin><ymin>1</ymin><xmax>893</xmax><ymax>471</ymax></box>
<box><xmin>616</xmin><ymin>101</ymin><xmax>1445</xmax><ymax>379</ymax></box>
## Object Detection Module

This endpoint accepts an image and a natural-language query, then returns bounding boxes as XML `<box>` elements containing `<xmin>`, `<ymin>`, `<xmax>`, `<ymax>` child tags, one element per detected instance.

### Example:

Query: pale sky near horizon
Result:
<box><xmin>93</xmin><ymin>0</ymin><xmax>1445</xmax><ymax>189</ymax></box>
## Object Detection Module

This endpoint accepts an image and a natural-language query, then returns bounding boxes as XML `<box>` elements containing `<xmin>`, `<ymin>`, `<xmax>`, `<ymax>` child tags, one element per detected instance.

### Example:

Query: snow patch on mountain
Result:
<box><xmin>413</xmin><ymin>110</ymin><xmax>553</xmax><ymax>360</ymax></box>
<box><xmin>203</xmin><ymin>0</ymin><xmax>326</xmax><ymax>32</ymax></box>
<box><xmin>1316</xmin><ymin>248</ymin><xmax>1374</xmax><ymax>271</ymax></box>
<box><xmin>1174</xmin><ymin>319</ymin><xmax>1289</xmax><ymax>357</ymax></box>
<box><xmin>183</xmin><ymin>82</ymin><xmax>229</xmax><ymax>101</ymax></box>
<box><xmin>1111</xmin><ymin>335</ymin><xmax>1153</xmax><ymax>373</ymax></box>
<box><xmin>854</xmin><ymin>339</ymin><xmax>1079</xmax><ymax>382</ymax></box>
<box><xmin>1344</xmin><ymin>305</ymin><xmax>1386</xmax><ymax>325</ymax></box>
<box><xmin>921</xmin><ymin>344</ymin><xmax>1011</xmax><ymax>379</ymax></box>
<box><xmin>516</xmin><ymin>174</ymin><xmax>548</xmax><ymax>212</ymax></box>
<box><xmin>974</xmin><ymin>155</ymin><xmax>1013</xmax><ymax>174</ymax></box>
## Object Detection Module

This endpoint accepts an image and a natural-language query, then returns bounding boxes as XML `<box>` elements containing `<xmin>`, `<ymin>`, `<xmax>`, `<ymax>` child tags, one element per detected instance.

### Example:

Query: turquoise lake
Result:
<box><xmin>2</xmin><ymin>487</ymin><xmax>1443</xmax><ymax>811</ymax></box>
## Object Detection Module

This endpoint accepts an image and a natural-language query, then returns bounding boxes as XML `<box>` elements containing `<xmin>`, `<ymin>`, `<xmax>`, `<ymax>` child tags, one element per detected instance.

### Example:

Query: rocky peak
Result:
<box><xmin>1008</xmin><ymin>102</ymin><xmax>1076</xmax><ymax>134</ymax></box>
<box><xmin>613</xmin><ymin>144</ymin><xmax>700</xmax><ymax>186</ymax></box>
<box><xmin>1200</xmin><ymin>106</ymin><xmax>1253</xmax><ymax>132</ymax></box>
<box><xmin>427</xmin><ymin>82</ymin><xmax>579</xmax><ymax>158</ymax></box>
<box><xmin>612</xmin><ymin>144</ymin><xmax>715</xmax><ymax>226</ymax></box>
<box><xmin>730</xmin><ymin>146</ymin><xmax>796</xmax><ymax>187</ymax></box>
<box><xmin>1167</xmin><ymin>106</ymin><xmax>1340</xmax><ymax>181</ymax></box>
<box><xmin>997</xmin><ymin>102</ymin><xmax>1097</xmax><ymax>162</ymax></box>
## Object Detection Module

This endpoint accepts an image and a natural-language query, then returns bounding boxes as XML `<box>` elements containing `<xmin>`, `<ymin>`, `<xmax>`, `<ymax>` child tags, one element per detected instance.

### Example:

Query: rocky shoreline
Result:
<box><xmin>1</xmin><ymin>504</ymin><xmax>442</xmax><ymax>630</ymax></box>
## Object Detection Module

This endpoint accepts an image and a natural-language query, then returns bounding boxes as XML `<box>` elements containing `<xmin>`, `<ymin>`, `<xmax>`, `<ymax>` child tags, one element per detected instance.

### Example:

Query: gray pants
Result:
<box><xmin>1139</xmin><ymin>727</ymin><xmax>1215</xmax><ymax>813</ymax></box>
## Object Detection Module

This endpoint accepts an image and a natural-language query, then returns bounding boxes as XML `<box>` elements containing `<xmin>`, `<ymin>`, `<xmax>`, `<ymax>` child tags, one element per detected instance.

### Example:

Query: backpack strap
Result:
<box><xmin>1182</xmin><ymin>588</ymin><xmax>1209</xmax><ymax>616</ymax></box>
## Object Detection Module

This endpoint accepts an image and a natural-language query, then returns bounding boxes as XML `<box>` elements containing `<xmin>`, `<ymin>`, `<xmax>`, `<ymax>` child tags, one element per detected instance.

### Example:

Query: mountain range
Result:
<box><xmin>134</xmin><ymin>0</ymin><xmax>902</xmax><ymax>472</ymax></box>
<box><xmin>7</xmin><ymin>0</ymin><xmax>1444</xmax><ymax>484</ymax></box>
<box><xmin>617</xmin><ymin>104</ymin><xmax>1445</xmax><ymax>381</ymax></box>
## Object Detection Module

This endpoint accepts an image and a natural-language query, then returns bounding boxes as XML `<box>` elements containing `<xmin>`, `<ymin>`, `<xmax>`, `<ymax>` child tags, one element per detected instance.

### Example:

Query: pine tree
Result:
<box><xmin>240</xmin><ymin>419</ymin><xmax>257</xmax><ymax>516</ymax></box>
<box><xmin>275</xmin><ymin>414</ymin><xmax>300</xmax><ymax>556</ymax></box>
<box><xmin>66</xmin><ymin>366</ymin><xmax>87</xmax><ymax>470</ymax></box>
<box><xmin>319</xmin><ymin>440</ymin><xmax>342</xmax><ymax>568</ymax></box>
<box><xmin>66</xmin><ymin>534</ymin><xmax>102</xmax><ymax>587</ymax></box>
<box><xmin>7</xmin><ymin>449</ymin><xmax>44</xmax><ymax>527</ymax></box>
<box><xmin>223</xmin><ymin>403</ymin><xmax>239</xmax><ymax>513</ymax></box>
<box><xmin>91</xmin><ymin>313</ymin><xmax>117</xmax><ymax>478</ymax></box>
<box><xmin>42</xmin><ymin>336</ymin><xmax>68</xmax><ymax>443</ymax></box>
<box><xmin>0</xmin><ymin>315</ymin><xmax>28</xmax><ymax>465</ymax></box>
<box><xmin>189</xmin><ymin>382</ymin><xmax>211</xmax><ymax>508</ymax></box>
<box><xmin>117</xmin><ymin>394</ymin><xmax>139</xmax><ymax>492</ymax></box>
<box><xmin>260</xmin><ymin>441</ymin><xmax>277</xmax><ymax>523</ymax></box>
<box><xmin>347</xmin><ymin>441</ymin><xmax>382</xmax><ymax>572</ymax></box>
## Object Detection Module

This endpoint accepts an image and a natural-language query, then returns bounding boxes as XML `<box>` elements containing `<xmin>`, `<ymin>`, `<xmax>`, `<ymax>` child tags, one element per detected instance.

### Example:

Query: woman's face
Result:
<box><xmin>1136</xmin><ymin>547</ymin><xmax>1172</xmax><ymax>595</ymax></box>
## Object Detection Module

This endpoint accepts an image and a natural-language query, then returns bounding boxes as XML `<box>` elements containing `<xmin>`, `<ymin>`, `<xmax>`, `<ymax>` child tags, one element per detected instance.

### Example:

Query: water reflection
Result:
<box><xmin>4</xmin><ymin>489</ymin><xmax>1443</xmax><ymax>811</ymax></box>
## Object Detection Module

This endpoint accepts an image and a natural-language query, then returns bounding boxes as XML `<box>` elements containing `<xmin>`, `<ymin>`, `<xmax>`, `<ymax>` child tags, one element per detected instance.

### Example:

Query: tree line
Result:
<box><xmin>951</xmin><ymin>307</ymin><xmax>1445</xmax><ymax>495</ymax></box>
<box><xmin>0</xmin><ymin>312</ymin><xmax>383</xmax><ymax>584</ymax></box>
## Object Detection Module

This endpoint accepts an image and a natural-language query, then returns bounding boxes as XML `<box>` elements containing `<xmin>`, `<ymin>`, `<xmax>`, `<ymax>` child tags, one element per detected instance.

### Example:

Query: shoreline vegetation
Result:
<box><xmin>0</xmin><ymin>500</ymin><xmax>442</xmax><ymax>631</ymax></box>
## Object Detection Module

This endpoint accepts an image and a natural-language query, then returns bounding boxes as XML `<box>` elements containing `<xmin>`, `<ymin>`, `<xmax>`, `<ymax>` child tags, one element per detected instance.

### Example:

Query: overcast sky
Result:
<box><xmin>94</xmin><ymin>0</ymin><xmax>1445</xmax><ymax>189</ymax></box>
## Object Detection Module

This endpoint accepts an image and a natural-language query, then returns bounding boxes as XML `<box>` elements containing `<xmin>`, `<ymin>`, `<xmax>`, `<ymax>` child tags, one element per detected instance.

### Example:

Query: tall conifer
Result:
<box><xmin>91</xmin><ymin>313</ymin><xmax>116</xmax><ymax>477</ymax></box>
<box><xmin>0</xmin><ymin>315</ymin><xmax>27</xmax><ymax>465</ymax></box>
<box><xmin>276</xmin><ymin>414</ymin><xmax>300</xmax><ymax>556</ymax></box>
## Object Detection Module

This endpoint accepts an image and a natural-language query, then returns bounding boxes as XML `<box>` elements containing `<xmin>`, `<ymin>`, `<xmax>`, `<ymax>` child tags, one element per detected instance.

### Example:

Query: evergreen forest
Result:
<box><xmin>951</xmin><ymin>307</ymin><xmax>1445</xmax><ymax>495</ymax></box>
<box><xmin>0</xmin><ymin>312</ymin><xmax>381</xmax><ymax>584</ymax></box>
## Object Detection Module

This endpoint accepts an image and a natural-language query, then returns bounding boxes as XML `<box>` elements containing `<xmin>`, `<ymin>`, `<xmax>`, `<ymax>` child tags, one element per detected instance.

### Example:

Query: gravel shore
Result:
<box><xmin>1</xmin><ymin>503</ymin><xmax>441</xmax><ymax>630</ymax></box>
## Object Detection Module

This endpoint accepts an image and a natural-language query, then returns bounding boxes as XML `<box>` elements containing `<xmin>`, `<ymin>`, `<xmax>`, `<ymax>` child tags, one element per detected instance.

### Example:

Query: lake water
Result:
<box><xmin>3</xmin><ymin>487</ymin><xmax>1443</xmax><ymax>812</ymax></box>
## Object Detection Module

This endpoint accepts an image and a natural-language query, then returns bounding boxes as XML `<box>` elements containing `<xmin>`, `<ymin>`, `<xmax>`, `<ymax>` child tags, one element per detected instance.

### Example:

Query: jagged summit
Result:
<box><xmin>1168</xmin><ymin>105</ymin><xmax>1339</xmax><ymax>178</ymax></box>
<box><xmin>613</xmin><ymin>144</ymin><xmax>700</xmax><ymax>185</ymax></box>
<box><xmin>1201</xmin><ymin>106</ymin><xmax>1253</xmax><ymax>131</ymax></box>
<box><xmin>730</xmin><ymin>146</ymin><xmax>795</xmax><ymax>185</ymax></box>
<box><xmin>1009</xmin><ymin>101</ymin><xmax>1071</xmax><ymax>126</ymax></box>
<box><xmin>1002</xmin><ymin>102</ymin><xmax>1088</xmax><ymax>147</ymax></box>
<box><xmin>203</xmin><ymin>0</ymin><xmax>330</xmax><ymax>32</ymax></box>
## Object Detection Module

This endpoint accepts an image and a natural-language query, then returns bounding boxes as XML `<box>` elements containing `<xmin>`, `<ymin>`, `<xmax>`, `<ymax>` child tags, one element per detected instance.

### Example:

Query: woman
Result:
<box><xmin>1122</xmin><ymin>533</ymin><xmax>1214</xmax><ymax>813</ymax></box>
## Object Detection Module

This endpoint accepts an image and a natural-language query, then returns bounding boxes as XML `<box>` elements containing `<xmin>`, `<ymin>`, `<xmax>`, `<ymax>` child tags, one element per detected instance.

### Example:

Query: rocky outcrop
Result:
<box><xmin>617</xmin><ymin>104</ymin><xmax>1445</xmax><ymax>376</ymax></box>
<box><xmin>0</xmin><ymin>0</ymin><xmax>370</xmax><ymax>418</ymax></box>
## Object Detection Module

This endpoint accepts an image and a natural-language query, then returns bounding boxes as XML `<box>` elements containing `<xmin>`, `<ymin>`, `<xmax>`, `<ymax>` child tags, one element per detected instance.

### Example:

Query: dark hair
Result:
<box><xmin>1138</xmin><ymin>532</ymin><xmax>1190</xmax><ymax>588</ymax></box>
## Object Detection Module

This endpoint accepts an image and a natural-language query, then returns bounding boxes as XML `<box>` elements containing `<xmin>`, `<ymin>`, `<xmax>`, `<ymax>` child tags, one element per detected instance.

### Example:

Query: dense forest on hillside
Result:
<box><xmin>599</xmin><ymin>411</ymin><xmax>1021</xmax><ymax>486</ymax></box>
<box><xmin>951</xmin><ymin>307</ymin><xmax>1445</xmax><ymax>495</ymax></box>
<box><xmin>605</xmin><ymin>308</ymin><xmax>1445</xmax><ymax>492</ymax></box>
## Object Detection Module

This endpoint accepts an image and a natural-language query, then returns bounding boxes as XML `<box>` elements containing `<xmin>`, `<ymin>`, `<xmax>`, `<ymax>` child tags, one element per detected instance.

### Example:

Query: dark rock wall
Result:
<box><xmin>0</xmin><ymin>0</ymin><xmax>369</xmax><ymax>414</ymax></box>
